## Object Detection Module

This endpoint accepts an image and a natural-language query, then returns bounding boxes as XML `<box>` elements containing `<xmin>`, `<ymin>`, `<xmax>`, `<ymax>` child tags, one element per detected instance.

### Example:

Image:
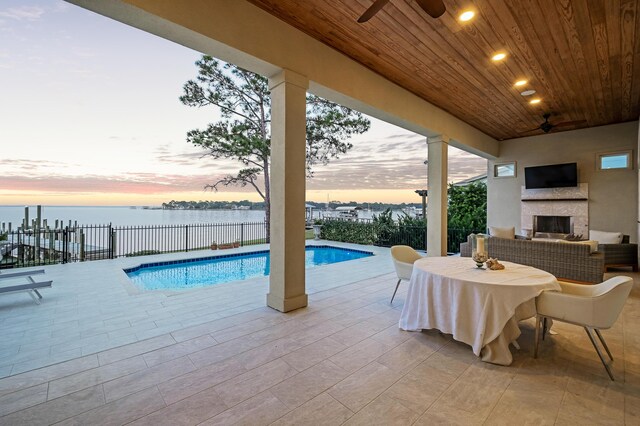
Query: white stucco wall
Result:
<box><xmin>487</xmin><ymin>121</ymin><xmax>639</xmax><ymax>242</ymax></box>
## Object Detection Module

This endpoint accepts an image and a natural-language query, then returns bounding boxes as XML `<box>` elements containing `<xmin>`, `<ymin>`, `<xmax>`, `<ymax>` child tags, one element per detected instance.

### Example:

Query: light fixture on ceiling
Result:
<box><xmin>529</xmin><ymin>98</ymin><xmax>541</xmax><ymax>104</ymax></box>
<box><xmin>514</xmin><ymin>79</ymin><xmax>527</xmax><ymax>87</ymax></box>
<box><xmin>491</xmin><ymin>52</ymin><xmax>507</xmax><ymax>61</ymax></box>
<box><xmin>459</xmin><ymin>10</ymin><xmax>475</xmax><ymax>21</ymax></box>
<box><xmin>520</xmin><ymin>89</ymin><xmax>536</xmax><ymax>96</ymax></box>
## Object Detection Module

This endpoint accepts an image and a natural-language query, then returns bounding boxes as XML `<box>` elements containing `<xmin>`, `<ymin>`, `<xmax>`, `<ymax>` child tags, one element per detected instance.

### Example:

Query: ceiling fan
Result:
<box><xmin>358</xmin><ymin>0</ymin><xmax>446</xmax><ymax>23</ymax></box>
<box><xmin>521</xmin><ymin>113</ymin><xmax>586</xmax><ymax>135</ymax></box>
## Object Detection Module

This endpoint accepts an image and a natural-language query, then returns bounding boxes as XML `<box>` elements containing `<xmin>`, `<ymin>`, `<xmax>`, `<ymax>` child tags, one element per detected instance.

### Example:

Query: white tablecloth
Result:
<box><xmin>399</xmin><ymin>256</ymin><xmax>560</xmax><ymax>365</ymax></box>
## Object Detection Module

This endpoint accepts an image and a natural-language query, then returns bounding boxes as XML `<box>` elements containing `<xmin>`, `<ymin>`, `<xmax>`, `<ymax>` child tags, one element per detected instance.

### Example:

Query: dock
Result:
<box><xmin>5</xmin><ymin>234</ymin><xmax>110</xmax><ymax>262</ymax></box>
<box><xmin>1</xmin><ymin>205</ymin><xmax>111</xmax><ymax>267</ymax></box>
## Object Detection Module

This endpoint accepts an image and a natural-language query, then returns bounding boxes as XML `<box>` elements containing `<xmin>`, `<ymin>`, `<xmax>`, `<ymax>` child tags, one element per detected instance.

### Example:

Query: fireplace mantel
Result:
<box><xmin>520</xmin><ymin>184</ymin><xmax>589</xmax><ymax>236</ymax></box>
<box><xmin>520</xmin><ymin>183</ymin><xmax>588</xmax><ymax>200</ymax></box>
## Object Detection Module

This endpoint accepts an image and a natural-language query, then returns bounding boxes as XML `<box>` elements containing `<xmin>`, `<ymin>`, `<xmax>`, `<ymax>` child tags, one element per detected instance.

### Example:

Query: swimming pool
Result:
<box><xmin>124</xmin><ymin>245</ymin><xmax>373</xmax><ymax>291</ymax></box>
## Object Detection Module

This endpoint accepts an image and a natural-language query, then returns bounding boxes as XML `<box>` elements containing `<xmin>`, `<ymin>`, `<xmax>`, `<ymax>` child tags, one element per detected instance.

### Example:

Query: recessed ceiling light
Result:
<box><xmin>529</xmin><ymin>98</ymin><xmax>541</xmax><ymax>104</ymax></box>
<box><xmin>514</xmin><ymin>80</ymin><xmax>527</xmax><ymax>87</ymax></box>
<box><xmin>491</xmin><ymin>52</ymin><xmax>507</xmax><ymax>61</ymax></box>
<box><xmin>459</xmin><ymin>10</ymin><xmax>475</xmax><ymax>22</ymax></box>
<box><xmin>520</xmin><ymin>89</ymin><xmax>536</xmax><ymax>96</ymax></box>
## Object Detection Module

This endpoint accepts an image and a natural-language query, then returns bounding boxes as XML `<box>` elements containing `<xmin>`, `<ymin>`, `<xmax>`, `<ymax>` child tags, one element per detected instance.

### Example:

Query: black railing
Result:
<box><xmin>319</xmin><ymin>218</ymin><xmax>479</xmax><ymax>253</ymax></box>
<box><xmin>114</xmin><ymin>222</ymin><xmax>267</xmax><ymax>257</ymax></box>
<box><xmin>0</xmin><ymin>219</ymin><xmax>478</xmax><ymax>269</ymax></box>
<box><xmin>0</xmin><ymin>221</ymin><xmax>268</xmax><ymax>269</ymax></box>
<box><xmin>447</xmin><ymin>228</ymin><xmax>481</xmax><ymax>254</ymax></box>
<box><xmin>377</xmin><ymin>226</ymin><xmax>478</xmax><ymax>253</ymax></box>
<box><xmin>377</xmin><ymin>225</ymin><xmax>426</xmax><ymax>249</ymax></box>
<box><xmin>0</xmin><ymin>224</ymin><xmax>115</xmax><ymax>268</ymax></box>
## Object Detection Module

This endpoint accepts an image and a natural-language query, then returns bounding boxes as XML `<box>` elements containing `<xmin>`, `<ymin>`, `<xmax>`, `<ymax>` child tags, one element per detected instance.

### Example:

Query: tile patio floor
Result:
<box><xmin>0</xmin><ymin>242</ymin><xmax>391</xmax><ymax>377</ymax></box>
<box><xmin>0</xmin><ymin>245</ymin><xmax>638</xmax><ymax>424</ymax></box>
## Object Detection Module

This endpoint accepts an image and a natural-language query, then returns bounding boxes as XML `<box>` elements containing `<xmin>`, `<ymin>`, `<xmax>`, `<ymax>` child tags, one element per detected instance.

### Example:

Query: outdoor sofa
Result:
<box><xmin>598</xmin><ymin>235</ymin><xmax>638</xmax><ymax>271</ymax></box>
<box><xmin>460</xmin><ymin>235</ymin><xmax>604</xmax><ymax>284</ymax></box>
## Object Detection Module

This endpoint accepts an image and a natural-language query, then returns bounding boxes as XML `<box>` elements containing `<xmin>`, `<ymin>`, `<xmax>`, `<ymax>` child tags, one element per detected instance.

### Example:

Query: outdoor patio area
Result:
<box><xmin>0</xmin><ymin>242</ymin><xmax>392</xmax><ymax>377</ymax></box>
<box><xmin>2</xmin><ymin>0</ymin><xmax>639</xmax><ymax>423</ymax></box>
<box><xmin>0</xmin><ymin>245</ymin><xmax>638</xmax><ymax>424</ymax></box>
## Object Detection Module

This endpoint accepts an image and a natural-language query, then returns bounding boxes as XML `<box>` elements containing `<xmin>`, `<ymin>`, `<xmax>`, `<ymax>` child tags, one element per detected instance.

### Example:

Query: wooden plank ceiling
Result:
<box><xmin>247</xmin><ymin>0</ymin><xmax>640</xmax><ymax>140</ymax></box>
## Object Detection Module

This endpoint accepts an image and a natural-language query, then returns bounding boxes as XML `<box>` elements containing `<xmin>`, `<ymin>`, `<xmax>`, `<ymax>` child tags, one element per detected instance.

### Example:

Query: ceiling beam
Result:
<box><xmin>67</xmin><ymin>0</ymin><xmax>499</xmax><ymax>158</ymax></box>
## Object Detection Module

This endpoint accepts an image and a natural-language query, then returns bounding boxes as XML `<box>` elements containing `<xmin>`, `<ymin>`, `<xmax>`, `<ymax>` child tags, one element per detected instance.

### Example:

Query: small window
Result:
<box><xmin>494</xmin><ymin>162</ymin><xmax>516</xmax><ymax>178</ymax></box>
<box><xmin>597</xmin><ymin>151</ymin><xmax>632</xmax><ymax>170</ymax></box>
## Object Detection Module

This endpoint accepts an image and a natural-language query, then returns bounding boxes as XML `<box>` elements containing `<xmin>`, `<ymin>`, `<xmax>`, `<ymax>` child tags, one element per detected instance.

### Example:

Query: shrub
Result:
<box><xmin>320</xmin><ymin>206</ymin><xmax>481</xmax><ymax>253</ymax></box>
<box><xmin>319</xmin><ymin>220</ymin><xmax>377</xmax><ymax>245</ymax></box>
<box><xmin>320</xmin><ymin>209</ymin><xmax>427</xmax><ymax>249</ymax></box>
<box><xmin>448</xmin><ymin>182</ymin><xmax>487</xmax><ymax>231</ymax></box>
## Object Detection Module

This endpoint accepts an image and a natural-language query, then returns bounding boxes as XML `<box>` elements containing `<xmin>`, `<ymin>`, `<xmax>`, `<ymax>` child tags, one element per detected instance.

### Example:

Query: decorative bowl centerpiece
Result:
<box><xmin>470</xmin><ymin>233</ymin><xmax>488</xmax><ymax>268</ymax></box>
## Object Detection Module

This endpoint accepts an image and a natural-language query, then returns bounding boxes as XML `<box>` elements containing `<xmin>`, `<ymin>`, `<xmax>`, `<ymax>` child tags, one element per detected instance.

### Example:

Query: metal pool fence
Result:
<box><xmin>0</xmin><ymin>221</ymin><xmax>268</xmax><ymax>269</ymax></box>
<box><xmin>0</xmin><ymin>220</ymin><xmax>477</xmax><ymax>269</ymax></box>
<box><xmin>318</xmin><ymin>218</ymin><xmax>479</xmax><ymax>253</ymax></box>
<box><xmin>375</xmin><ymin>226</ymin><xmax>477</xmax><ymax>253</ymax></box>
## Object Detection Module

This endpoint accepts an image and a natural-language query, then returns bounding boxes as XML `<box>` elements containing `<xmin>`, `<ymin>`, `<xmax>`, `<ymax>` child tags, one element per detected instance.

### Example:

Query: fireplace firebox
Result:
<box><xmin>533</xmin><ymin>215</ymin><xmax>574</xmax><ymax>238</ymax></box>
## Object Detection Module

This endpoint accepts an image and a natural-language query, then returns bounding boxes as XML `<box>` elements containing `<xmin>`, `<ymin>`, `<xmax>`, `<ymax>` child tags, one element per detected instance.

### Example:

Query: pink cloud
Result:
<box><xmin>0</xmin><ymin>173</ymin><xmax>248</xmax><ymax>194</ymax></box>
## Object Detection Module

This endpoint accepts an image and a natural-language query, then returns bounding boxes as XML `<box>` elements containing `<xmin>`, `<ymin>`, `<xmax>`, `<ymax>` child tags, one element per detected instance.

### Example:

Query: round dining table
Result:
<box><xmin>398</xmin><ymin>256</ymin><xmax>561</xmax><ymax>365</ymax></box>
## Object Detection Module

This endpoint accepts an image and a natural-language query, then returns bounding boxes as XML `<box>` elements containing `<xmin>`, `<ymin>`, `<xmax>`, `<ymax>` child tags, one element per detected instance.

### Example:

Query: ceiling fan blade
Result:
<box><xmin>357</xmin><ymin>0</ymin><xmax>391</xmax><ymax>23</ymax></box>
<box><xmin>554</xmin><ymin>120</ymin><xmax>587</xmax><ymax>128</ymax></box>
<box><xmin>519</xmin><ymin>124</ymin><xmax>543</xmax><ymax>133</ymax></box>
<box><xmin>519</xmin><ymin>129</ymin><xmax>543</xmax><ymax>136</ymax></box>
<box><xmin>415</xmin><ymin>0</ymin><xmax>446</xmax><ymax>18</ymax></box>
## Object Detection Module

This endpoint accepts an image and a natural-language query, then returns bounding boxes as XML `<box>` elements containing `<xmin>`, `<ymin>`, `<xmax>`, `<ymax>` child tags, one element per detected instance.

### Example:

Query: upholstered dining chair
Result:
<box><xmin>390</xmin><ymin>245</ymin><xmax>422</xmax><ymax>304</ymax></box>
<box><xmin>534</xmin><ymin>276</ymin><xmax>633</xmax><ymax>380</ymax></box>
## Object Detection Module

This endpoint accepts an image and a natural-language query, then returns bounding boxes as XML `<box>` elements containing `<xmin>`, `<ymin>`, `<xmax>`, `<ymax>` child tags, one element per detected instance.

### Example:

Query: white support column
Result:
<box><xmin>267</xmin><ymin>69</ymin><xmax>309</xmax><ymax>312</ymax></box>
<box><xmin>427</xmin><ymin>135</ymin><xmax>449</xmax><ymax>256</ymax></box>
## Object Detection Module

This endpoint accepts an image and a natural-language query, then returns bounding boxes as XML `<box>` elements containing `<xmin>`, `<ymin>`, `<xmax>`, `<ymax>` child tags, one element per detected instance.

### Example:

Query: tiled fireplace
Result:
<box><xmin>533</xmin><ymin>215</ymin><xmax>574</xmax><ymax>237</ymax></box>
<box><xmin>521</xmin><ymin>183</ymin><xmax>589</xmax><ymax>238</ymax></box>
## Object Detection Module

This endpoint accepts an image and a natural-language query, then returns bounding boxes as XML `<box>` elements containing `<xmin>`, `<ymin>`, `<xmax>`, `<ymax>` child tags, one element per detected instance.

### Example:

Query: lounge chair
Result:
<box><xmin>0</xmin><ymin>269</ymin><xmax>52</xmax><ymax>305</ymax></box>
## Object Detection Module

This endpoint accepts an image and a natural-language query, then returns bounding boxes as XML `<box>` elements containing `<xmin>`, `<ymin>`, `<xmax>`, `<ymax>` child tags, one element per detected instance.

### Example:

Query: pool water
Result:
<box><xmin>125</xmin><ymin>245</ymin><xmax>373</xmax><ymax>291</ymax></box>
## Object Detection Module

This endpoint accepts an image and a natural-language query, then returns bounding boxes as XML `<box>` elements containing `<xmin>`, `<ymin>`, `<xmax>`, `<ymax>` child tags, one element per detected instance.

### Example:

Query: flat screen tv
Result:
<box><xmin>524</xmin><ymin>162</ymin><xmax>577</xmax><ymax>189</ymax></box>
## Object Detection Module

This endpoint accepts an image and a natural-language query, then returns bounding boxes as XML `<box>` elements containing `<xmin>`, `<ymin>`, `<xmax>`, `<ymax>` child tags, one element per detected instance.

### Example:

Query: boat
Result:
<box><xmin>402</xmin><ymin>206</ymin><xmax>424</xmax><ymax>219</ymax></box>
<box><xmin>334</xmin><ymin>206</ymin><xmax>361</xmax><ymax>219</ymax></box>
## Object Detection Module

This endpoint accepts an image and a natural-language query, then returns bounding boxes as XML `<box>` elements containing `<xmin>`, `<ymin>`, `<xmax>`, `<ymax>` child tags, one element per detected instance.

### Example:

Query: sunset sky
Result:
<box><xmin>0</xmin><ymin>0</ymin><xmax>487</xmax><ymax>206</ymax></box>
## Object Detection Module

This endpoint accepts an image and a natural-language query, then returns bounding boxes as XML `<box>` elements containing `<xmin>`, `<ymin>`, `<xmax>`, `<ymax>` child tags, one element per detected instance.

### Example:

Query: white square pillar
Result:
<box><xmin>427</xmin><ymin>135</ymin><xmax>449</xmax><ymax>256</ymax></box>
<box><xmin>267</xmin><ymin>69</ymin><xmax>309</xmax><ymax>312</ymax></box>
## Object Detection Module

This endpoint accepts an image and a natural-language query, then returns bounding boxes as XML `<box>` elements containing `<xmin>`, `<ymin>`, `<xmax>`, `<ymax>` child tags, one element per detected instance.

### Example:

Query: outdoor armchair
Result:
<box><xmin>390</xmin><ymin>245</ymin><xmax>422</xmax><ymax>304</ymax></box>
<box><xmin>534</xmin><ymin>276</ymin><xmax>633</xmax><ymax>380</ymax></box>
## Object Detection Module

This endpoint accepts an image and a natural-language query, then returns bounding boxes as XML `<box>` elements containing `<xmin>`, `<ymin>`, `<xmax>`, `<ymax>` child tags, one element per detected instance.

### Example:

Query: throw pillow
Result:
<box><xmin>489</xmin><ymin>226</ymin><xmax>515</xmax><ymax>239</ymax></box>
<box><xmin>589</xmin><ymin>230</ymin><xmax>623</xmax><ymax>244</ymax></box>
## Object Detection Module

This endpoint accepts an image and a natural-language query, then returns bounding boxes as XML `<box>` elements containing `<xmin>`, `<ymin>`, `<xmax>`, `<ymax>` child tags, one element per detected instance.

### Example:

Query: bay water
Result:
<box><xmin>0</xmin><ymin>206</ymin><xmax>267</xmax><ymax>229</ymax></box>
<box><xmin>0</xmin><ymin>205</ymin><xmax>401</xmax><ymax>229</ymax></box>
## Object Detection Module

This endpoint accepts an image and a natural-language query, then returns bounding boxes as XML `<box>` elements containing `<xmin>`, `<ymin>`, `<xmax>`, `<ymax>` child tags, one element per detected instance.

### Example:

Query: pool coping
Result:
<box><xmin>116</xmin><ymin>241</ymin><xmax>384</xmax><ymax>296</ymax></box>
<box><xmin>123</xmin><ymin>244</ymin><xmax>375</xmax><ymax>274</ymax></box>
